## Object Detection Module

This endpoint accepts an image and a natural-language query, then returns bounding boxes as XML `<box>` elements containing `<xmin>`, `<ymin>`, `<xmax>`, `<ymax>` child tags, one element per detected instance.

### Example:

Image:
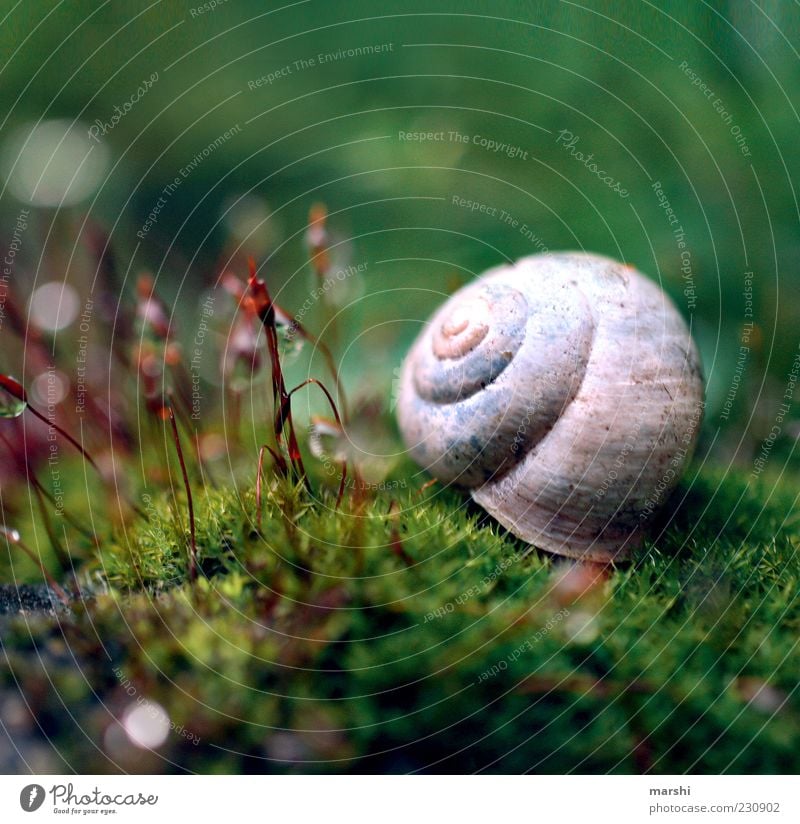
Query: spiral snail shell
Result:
<box><xmin>397</xmin><ymin>252</ymin><xmax>704</xmax><ymax>562</ymax></box>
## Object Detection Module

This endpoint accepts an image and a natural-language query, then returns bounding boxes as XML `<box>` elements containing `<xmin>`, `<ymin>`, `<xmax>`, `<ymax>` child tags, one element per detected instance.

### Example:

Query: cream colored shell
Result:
<box><xmin>397</xmin><ymin>252</ymin><xmax>704</xmax><ymax>562</ymax></box>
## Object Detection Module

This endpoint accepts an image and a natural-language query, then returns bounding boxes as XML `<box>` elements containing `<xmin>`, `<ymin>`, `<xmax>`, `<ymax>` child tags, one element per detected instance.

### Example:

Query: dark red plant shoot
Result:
<box><xmin>0</xmin><ymin>373</ymin><xmax>100</xmax><ymax>474</ymax></box>
<box><xmin>247</xmin><ymin>260</ymin><xmax>348</xmax><ymax>512</ymax></box>
<box><xmin>281</xmin><ymin>378</ymin><xmax>347</xmax><ymax>508</ymax></box>
<box><xmin>247</xmin><ymin>259</ymin><xmax>308</xmax><ymax>486</ymax></box>
<box><xmin>241</xmin><ymin>260</ymin><xmax>347</xmax><ymax>419</ymax></box>
<box><xmin>0</xmin><ymin>205</ymin><xmax>364</xmax><ymax>595</ymax></box>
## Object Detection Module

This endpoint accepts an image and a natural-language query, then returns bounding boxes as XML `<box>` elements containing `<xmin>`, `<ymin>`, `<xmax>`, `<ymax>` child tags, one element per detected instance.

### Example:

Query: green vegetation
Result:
<box><xmin>2</xmin><ymin>461</ymin><xmax>798</xmax><ymax>773</ymax></box>
<box><xmin>1</xmin><ymin>0</ymin><xmax>799</xmax><ymax>776</ymax></box>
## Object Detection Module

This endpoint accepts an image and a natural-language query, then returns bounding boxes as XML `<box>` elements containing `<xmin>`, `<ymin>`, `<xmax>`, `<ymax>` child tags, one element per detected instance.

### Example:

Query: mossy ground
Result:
<box><xmin>1</xmin><ymin>456</ymin><xmax>799</xmax><ymax>774</ymax></box>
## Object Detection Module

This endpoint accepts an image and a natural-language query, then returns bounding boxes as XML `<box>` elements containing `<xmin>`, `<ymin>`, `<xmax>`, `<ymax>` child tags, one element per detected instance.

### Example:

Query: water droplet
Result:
<box><xmin>309</xmin><ymin>417</ymin><xmax>348</xmax><ymax>463</ymax></box>
<box><xmin>276</xmin><ymin>324</ymin><xmax>304</xmax><ymax>365</ymax></box>
<box><xmin>0</xmin><ymin>382</ymin><xmax>27</xmax><ymax>418</ymax></box>
<box><xmin>0</xmin><ymin>526</ymin><xmax>21</xmax><ymax>544</ymax></box>
<box><xmin>346</xmin><ymin>415</ymin><xmax>398</xmax><ymax>485</ymax></box>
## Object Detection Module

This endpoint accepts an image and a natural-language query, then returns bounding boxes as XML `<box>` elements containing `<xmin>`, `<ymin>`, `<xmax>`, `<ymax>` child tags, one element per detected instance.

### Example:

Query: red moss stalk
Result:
<box><xmin>0</xmin><ymin>373</ymin><xmax>100</xmax><ymax>474</ymax></box>
<box><xmin>284</xmin><ymin>378</ymin><xmax>347</xmax><ymax>508</ymax></box>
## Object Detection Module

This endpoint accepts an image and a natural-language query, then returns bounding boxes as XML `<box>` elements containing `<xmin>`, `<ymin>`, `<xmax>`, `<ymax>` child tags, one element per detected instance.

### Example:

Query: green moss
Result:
<box><xmin>1</xmin><ymin>461</ymin><xmax>799</xmax><ymax>773</ymax></box>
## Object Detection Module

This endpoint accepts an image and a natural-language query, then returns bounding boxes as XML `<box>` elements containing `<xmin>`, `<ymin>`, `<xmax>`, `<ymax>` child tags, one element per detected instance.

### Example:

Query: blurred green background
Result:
<box><xmin>1</xmin><ymin>0</ymin><xmax>798</xmax><ymax>467</ymax></box>
<box><xmin>2</xmin><ymin>0</ymin><xmax>800</xmax><ymax>778</ymax></box>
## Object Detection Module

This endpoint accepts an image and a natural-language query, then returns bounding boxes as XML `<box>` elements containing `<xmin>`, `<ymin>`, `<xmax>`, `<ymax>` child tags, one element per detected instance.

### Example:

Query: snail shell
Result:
<box><xmin>397</xmin><ymin>252</ymin><xmax>704</xmax><ymax>562</ymax></box>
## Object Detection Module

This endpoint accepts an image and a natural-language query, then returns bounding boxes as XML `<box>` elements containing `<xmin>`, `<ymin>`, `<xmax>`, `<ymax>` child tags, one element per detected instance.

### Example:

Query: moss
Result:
<box><xmin>1</xmin><ymin>459</ymin><xmax>799</xmax><ymax>773</ymax></box>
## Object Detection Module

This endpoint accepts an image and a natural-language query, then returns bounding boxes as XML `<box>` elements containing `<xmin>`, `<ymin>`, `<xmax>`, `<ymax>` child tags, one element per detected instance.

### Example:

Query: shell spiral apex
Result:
<box><xmin>397</xmin><ymin>252</ymin><xmax>704</xmax><ymax>562</ymax></box>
